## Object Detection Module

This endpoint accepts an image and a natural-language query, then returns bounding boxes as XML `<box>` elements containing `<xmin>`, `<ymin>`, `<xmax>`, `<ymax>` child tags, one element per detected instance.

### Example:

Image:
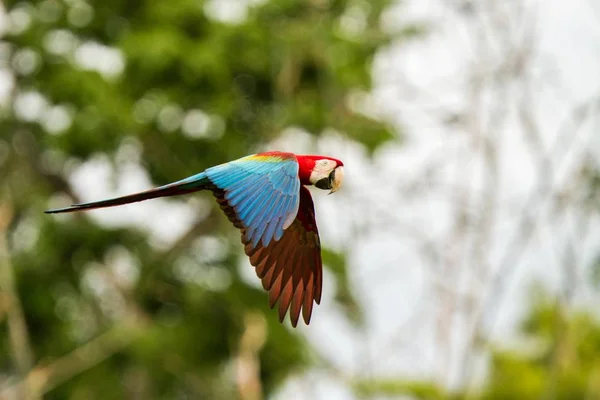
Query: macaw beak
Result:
<box><xmin>329</xmin><ymin>166</ymin><xmax>344</xmax><ymax>194</ymax></box>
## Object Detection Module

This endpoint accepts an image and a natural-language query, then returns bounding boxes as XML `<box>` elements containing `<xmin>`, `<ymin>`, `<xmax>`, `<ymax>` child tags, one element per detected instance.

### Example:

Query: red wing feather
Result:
<box><xmin>213</xmin><ymin>185</ymin><xmax>322</xmax><ymax>326</ymax></box>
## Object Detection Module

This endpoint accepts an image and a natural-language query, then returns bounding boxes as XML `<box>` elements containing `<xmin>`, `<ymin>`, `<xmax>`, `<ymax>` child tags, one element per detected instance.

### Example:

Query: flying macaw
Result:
<box><xmin>45</xmin><ymin>151</ymin><xmax>344</xmax><ymax>327</ymax></box>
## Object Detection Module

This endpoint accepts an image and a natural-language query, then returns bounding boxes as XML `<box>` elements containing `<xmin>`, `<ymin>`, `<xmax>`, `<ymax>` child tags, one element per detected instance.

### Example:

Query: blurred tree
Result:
<box><xmin>479</xmin><ymin>290</ymin><xmax>600</xmax><ymax>400</ymax></box>
<box><xmin>0</xmin><ymin>0</ymin><xmax>413</xmax><ymax>398</ymax></box>
<box><xmin>350</xmin><ymin>289</ymin><xmax>600</xmax><ymax>400</ymax></box>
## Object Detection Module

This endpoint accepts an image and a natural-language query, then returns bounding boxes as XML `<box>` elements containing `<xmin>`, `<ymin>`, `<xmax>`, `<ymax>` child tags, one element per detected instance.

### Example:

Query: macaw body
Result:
<box><xmin>46</xmin><ymin>151</ymin><xmax>344</xmax><ymax>326</ymax></box>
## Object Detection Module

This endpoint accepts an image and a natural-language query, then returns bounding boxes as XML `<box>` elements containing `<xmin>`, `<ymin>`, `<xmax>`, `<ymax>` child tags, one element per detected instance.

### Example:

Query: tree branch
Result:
<box><xmin>0</xmin><ymin>197</ymin><xmax>39</xmax><ymax>400</ymax></box>
<box><xmin>1</xmin><ymin>316</ymin><xmax>146</xmax><ymax>397</ymax></box>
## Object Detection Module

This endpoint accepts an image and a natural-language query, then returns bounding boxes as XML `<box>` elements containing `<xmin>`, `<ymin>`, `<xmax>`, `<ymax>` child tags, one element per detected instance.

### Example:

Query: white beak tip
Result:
<box><xmin>329</xmin><ymin>166</ymin><xmax>344</xmax><ymax>194</ymax></box>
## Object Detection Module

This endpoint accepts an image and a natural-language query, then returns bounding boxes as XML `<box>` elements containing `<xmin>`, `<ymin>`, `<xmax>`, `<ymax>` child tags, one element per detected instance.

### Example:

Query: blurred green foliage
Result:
<box><xmin>0</xmin><ymin>0</ymin><xmax>408</xmax><ymax>398</ymax></box>
<box><xmin>481</xmin><ymin>292</ymin><xmax>600</xmax><ymax>400</ymax></box>
<box><xmin>352</xmin><ymin>290</ymin><xmax>600</xmax><ymax>400</ymax></box>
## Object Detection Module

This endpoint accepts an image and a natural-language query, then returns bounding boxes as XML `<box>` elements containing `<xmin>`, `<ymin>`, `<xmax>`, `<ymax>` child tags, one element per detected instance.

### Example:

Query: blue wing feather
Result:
<box><xmin>45</xmin><ymin>152</ymin><xmax>301</xmax><ymax>250</ymax></box>
<box><xmin>250</xmin><ymin>190</ymin><xmax>285</xmax><ymax>246</ymax></box>
<box><xmin>262</xmin><ymin>217</ymin><xmax>280</xmax><ymax>247</ymax></box>
<box><xmin>237</xmin><ymin>184</ymin><xmax>270</xmax><ymax>222</ymax></box>
<box><xmin>229</xmin><ymin>178</ymin><xmax>269</xmax><ymax>210</ymax></box>
<box><xmin>206</xmin><ymin>153</ymin><xmax>300</xmax><ymax>248</ymax></box>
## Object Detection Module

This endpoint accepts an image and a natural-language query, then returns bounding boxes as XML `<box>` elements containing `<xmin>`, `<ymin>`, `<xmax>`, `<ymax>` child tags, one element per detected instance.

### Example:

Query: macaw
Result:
<box><xmin>45</xmin><ymin>151</ymin><xmax>344</xmax><ymax>327</ymax></box>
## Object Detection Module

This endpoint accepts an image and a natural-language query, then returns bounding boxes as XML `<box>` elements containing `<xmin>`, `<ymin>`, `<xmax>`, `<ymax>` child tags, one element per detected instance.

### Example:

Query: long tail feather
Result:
<box><xmin>45</xmin><ymin>172</ymin><xmax>211</xmax><ymax>214</ymax></box>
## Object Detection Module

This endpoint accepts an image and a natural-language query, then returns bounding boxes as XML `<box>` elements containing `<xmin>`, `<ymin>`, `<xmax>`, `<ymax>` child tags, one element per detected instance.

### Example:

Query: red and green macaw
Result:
<box><xmin>46</xmin><ymin>151</ymin><xmax>345</xmax><ymax>327</ymax></box>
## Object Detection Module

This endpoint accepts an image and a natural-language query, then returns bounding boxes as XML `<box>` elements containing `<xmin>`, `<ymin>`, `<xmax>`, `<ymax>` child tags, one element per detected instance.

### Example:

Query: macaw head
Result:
<box><xmin>297</xmin><ymin>155</ymin><xmax>345</xmax><ymax>194</ymax></box>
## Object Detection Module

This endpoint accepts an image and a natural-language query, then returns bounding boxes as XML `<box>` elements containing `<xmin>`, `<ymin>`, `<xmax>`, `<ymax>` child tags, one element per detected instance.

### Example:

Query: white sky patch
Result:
<box><xmin>44</xmin><ymin>29</ymin><xmax>79</xmax><ymax>56</ymax></box>
<box><xmin>6</xmin><ymin>5</ymin><xmax>32</xmax><ymax>36</ymax></box>
<box><xmin>203</xmin><ymin>0</ymin><xmax>266</xmax><ymax>25</ymax></box>
<box><xmin>73</xmin><ymin>41</ymin><xmax>124</xmax><ymax>79</ymax></box>
<box><xmin>13</xmin><ymin>90</ymin><xmax>48</xmax><ymax>122</ymax></box>
<box><xmin>182</xmin><ymin>109</ymin><xmax>211</xmax><ymax>138</ymax></box>
<box><xmin>537</xmin><ymin>0</ymin><xmax>600</xmax><ymax>102</ymax></box>
<box><xmin>0</xmin><ymin>69</ymin><xmax>14</xmax><ymax>106</ymax></box>
<box><xmin>12</xmin><ymin>47</ymin><xmax>40</xmax><ymax>75</ymax></box>
<box><xmin>42</xmin><ymin>105</ymin><xmax>73</xmax><ymax>134</ymax></box>
<box><xmin>265</xmin><ymin>127</ymin><xmax>316</xmax><ymax>154</ymax></box>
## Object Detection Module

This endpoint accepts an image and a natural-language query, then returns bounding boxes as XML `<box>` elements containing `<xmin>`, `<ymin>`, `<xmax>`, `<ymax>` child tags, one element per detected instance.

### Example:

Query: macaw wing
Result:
<box><xmin>214</xmin><ymin>186</ymin><xmax>322</xmax><ymax>327</ymax></box>
<box><xmin>206</xmin><ymin>152</ymin><xmax>300</xmax><ymax>248</ymax></box>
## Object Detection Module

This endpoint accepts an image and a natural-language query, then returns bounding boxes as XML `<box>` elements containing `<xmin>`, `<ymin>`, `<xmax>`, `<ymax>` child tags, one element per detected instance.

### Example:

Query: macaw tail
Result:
<box><xmin>45</xmin><ymin>172</ymin><xmax>211</xmax><ymax>214</ymax></box>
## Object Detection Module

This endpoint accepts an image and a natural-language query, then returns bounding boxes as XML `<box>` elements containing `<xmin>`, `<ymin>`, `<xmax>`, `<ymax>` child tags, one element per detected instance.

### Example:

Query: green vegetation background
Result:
<box><xmin>1</xmin><ymin>0</ymin><xmax>599</xmax><ymax>399</ymax></box>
